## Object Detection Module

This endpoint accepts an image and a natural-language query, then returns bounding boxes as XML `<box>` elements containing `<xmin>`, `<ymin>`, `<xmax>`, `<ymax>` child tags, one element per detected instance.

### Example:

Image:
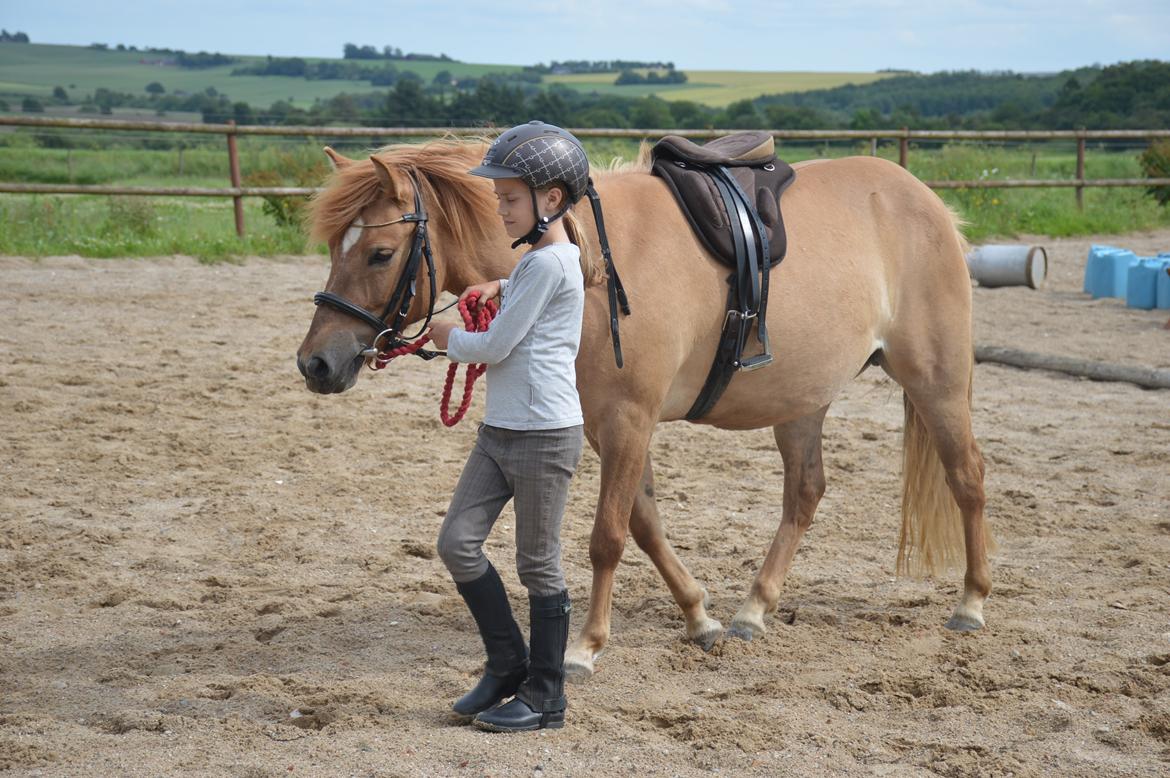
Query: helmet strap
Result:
<box><xmin>510</xmin><ymin>187</ymin><xmax>567</xmax><ymax>249</ymax></box>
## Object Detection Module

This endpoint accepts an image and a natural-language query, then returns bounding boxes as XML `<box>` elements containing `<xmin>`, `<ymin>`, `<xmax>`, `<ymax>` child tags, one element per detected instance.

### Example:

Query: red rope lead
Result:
<box><xmin>439</xmin><ymin>292</ymin><xmax>498</xmax><ymax>427</ymax></box>
<box><xmin>367</xmin><ymin>292</ymin><xmax>498</xmax><ymax>427</ymax></box>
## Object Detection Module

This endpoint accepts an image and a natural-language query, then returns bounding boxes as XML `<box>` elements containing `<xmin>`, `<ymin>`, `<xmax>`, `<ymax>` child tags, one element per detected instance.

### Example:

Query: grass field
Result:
<box><xmin>0</xmin><ymin>43</ymin><xmax>521</xmax><ymax>108</ymax></box>
<box><xmin>0</xmin><ymin>43</ymin><xmax>891</xmax><ymax>111</ymax></box>
<box><xmin>545</xmin><ymin>70</ymin><xmax>891</xmax><ymax>107</ymax></box>
<box><xmin>1</xmin><ymin>135</ymin><xmax>1168</xmax><ymax>259</ymax></box>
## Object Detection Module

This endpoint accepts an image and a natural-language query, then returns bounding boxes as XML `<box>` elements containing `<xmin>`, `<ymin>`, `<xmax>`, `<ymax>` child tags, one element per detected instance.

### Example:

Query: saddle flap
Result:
<box><xmin>651</xmin><ymin>132</ymin><xmax>795</xmax><ymax>267</ymax></box>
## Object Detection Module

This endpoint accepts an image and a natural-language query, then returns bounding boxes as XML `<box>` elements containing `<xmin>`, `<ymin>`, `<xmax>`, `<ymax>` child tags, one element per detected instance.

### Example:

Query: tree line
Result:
<box><xmin>757</xmin><ymin>61</ymin><xmax>1170</xmax><ymax>130</ymax></box>
<box><xmin>614</xmin><ymin>69</ymin><xmax>687</xmax><ymax>85</ymax></box>
<box><xmin>10</xmin><ymin>59</ymin><xmax>1168</xmax><ymax>135</ymax></box>
<box><xmin>343</xmin><ymin>43</ymin><xmax>454</xmax><ymax>62</ymax></box>
<box><xmin>527</xmin><ymin>60</ymin><xmax>677</xmax><ymax>74</ymax></box>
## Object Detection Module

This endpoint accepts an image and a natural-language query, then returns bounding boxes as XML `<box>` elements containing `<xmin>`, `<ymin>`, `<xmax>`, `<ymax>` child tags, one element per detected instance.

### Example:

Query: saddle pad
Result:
<box><xmin>652</xmin><ymin>132</ymin><xmax>795</xmax><ymax>268</ymax></box>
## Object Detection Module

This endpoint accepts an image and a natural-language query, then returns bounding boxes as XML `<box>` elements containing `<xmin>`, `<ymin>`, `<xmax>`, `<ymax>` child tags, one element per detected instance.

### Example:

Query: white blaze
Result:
<box><xmin>341</xmin><ymin>217</ymin><xmax>364</xmax><ymax>255</ymax></box>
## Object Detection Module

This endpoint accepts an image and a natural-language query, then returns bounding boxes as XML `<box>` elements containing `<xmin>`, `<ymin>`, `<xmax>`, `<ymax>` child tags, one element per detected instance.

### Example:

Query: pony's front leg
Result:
<box><xmin>564</xmin><ymin>413</ymin><xmax>654</xmax><ymax>683</ymax></box>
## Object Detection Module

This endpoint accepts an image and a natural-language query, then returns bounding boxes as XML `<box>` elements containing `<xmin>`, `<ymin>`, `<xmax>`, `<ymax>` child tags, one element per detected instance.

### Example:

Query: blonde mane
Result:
<box><xmin>306</xmin><ymin>138</ymin><xmax>497</xmax><ymax>258</ymax></box>
<box><xmin>306</xmin><ymin>135</ymin><xmax>652</xmax><ymax>282</ymax></box>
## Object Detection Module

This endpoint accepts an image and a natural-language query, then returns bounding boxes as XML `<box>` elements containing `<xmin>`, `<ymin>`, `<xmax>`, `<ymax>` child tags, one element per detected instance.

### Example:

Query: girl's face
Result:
<box><xmin>492</xmin><ymin>178</ymin><xmax>564</xmax><ymax>241</ymax></box>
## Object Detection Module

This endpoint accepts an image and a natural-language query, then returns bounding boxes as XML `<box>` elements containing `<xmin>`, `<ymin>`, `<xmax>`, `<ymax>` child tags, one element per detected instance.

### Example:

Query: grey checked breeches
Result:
<box><xmin>438</xmin><ymin>424</ymin><xmax>584</xmax><ymax>596</ymax></box>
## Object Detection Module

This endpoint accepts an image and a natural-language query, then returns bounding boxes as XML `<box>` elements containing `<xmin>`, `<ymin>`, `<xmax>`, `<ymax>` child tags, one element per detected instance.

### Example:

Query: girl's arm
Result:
<box><xmin>447</xmin><ymin>258</ymin><xmax>563</xmax><ymax>365</ymax></box>
<box><xmin>458</xmin><ymin>279</ymin><xmax>506</xmax><ymax>307</ymax></box>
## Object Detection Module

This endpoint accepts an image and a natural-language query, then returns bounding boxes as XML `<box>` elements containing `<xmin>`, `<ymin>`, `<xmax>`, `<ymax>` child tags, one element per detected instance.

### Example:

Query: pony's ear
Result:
<box><xmin>369</xmin><ymin>155</ymin><xmax>401</xmax><ymax>198</ymax></box>
<box><xmin>322</xmin><ymin>146</ymin><xmax>354</xmax><ymax>171</ymax></box>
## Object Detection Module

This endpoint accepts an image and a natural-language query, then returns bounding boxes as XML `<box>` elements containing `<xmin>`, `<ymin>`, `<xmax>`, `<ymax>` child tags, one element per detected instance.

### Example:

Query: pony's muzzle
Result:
<box><xmin>296</xmin><ymin>337</ymin><xmax>364</xmax><ymax>394</ymax></box>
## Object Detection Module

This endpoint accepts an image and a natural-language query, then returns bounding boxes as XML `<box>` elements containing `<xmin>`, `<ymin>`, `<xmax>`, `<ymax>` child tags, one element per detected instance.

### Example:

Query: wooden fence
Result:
<box><xmin>2</xmin><ymin>115</ymin><xmax>1169</xmax><ymax>237</ymax></box>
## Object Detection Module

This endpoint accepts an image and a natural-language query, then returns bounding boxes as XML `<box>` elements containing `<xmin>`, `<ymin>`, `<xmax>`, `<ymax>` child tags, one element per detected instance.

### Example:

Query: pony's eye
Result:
<box><xmin>368</xmin><ymin>248</ymin><xmax>395</xmax><ymax>266</ymax></box>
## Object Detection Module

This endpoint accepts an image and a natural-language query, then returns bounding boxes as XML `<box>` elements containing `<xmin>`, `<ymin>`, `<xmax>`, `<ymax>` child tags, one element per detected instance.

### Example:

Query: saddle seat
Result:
<box><xmin>654</xmin><ymin>132</ymin><xmax>777</xmax><ymax>166</ymax></box>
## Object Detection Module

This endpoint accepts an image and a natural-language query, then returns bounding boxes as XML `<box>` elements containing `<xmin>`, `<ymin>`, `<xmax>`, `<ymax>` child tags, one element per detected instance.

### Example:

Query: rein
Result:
<box><xmin>368</xmin><ymin>292</ymin><xmax>498</xmax><ymax>427</ymax></box>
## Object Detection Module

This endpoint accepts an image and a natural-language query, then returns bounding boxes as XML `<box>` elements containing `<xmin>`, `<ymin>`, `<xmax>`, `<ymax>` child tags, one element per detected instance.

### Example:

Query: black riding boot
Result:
<box><xmin>452</xmin><ymin>565</ymin><xmax>528</xmax><ymax>717</ymax></box>
<box><xmin>474</xmin><ymin>589</ymin><xmax>570</xmax><ymax>732</ymax></box>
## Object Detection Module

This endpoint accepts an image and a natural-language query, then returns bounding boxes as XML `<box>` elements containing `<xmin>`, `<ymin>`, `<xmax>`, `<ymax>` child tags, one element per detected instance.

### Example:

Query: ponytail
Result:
<box><xmin>563</xmin><ymin>209</ymin><xmax>604</xmax><ymax>287</ymax></box>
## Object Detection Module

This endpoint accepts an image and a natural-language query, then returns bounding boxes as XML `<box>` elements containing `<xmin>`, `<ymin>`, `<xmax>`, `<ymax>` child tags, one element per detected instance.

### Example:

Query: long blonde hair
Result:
<box><xmin>563</xmin><ymin>209</ymin><xmax>604</xmax><ymax>287</ymax></box>
<box><xmin>540</xmin><ymin>183</ymin><xmax>603</xmax><ymax>287</ymax></box>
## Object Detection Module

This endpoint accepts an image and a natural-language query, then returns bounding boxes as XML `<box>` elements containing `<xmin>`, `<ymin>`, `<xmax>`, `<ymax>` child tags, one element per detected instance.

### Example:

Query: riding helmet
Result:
<box><xmin>469</xmin><ymin>121</ymin><xmax>591</xmax><ymax>247</ymax></box>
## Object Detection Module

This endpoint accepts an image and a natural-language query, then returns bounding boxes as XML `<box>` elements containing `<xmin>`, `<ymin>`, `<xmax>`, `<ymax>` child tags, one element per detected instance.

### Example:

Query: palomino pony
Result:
<box><xmin>296</xmin><ymin>138</ymin><xmax>992</xmax><ymax>682</ymax></box>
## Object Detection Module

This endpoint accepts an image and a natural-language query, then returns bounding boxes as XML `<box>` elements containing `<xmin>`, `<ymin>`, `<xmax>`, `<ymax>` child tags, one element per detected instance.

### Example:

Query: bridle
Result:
<box><xmin>312</xmin><ymin>170</ymin><xmax>450</xmax><ymax>362</ymax></box>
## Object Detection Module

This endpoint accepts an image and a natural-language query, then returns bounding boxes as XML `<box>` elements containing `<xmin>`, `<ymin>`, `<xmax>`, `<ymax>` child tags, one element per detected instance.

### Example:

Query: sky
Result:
<box><xmin>3</xmin><ymin>0</ymin><xmax>1168</xmax><ymax>73</ymax></box>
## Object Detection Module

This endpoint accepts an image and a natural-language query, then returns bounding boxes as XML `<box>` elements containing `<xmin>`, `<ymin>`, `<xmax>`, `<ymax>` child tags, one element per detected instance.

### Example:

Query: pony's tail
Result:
<box><xmin>563</xmin><ymin>209</ymin><xmax>605</xmax><ymax>288</ymax></box>
<box><xmin>896</xmin><ymin>376</ymin><xmax>970</xmax><ymax>577</ymax></box>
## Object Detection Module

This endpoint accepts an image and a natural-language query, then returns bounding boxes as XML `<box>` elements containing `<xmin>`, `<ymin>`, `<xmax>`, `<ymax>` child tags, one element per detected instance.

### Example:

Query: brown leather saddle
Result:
<box><xmin>651</xmin><ymin>131</ymin><xmax>796</xmax><ymax>419</ymax></box>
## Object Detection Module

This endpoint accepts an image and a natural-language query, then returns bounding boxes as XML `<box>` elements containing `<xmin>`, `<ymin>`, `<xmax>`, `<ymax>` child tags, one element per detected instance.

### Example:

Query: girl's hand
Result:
<box><xmin>428</xmin><ymin>320</ymin><xmax>458</xmax><ymax>350</ymax></box>
<box><xmin>458</xmin><ymin>280</ymin><xmax>502</xmax><ymax>311</ymax></box>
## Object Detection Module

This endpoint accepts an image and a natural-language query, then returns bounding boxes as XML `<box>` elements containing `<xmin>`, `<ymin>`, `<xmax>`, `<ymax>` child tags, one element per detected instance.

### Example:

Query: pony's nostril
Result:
<box><xmin>306</xmin><ymin>356</ymin><xmax>330</xmax><ymax>381</ymax></box>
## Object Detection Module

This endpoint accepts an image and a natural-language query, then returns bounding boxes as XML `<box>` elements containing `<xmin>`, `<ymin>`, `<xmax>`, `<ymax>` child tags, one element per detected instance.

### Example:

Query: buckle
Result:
<box><xmin>722</xmin><ymin>309</ymin><xmax>757</xmax><ymax>327</ymax></box>
<box><xmin>738</xmin><ymin>353</ymin><xmax>773</xmax><ymax>372</ymax></box>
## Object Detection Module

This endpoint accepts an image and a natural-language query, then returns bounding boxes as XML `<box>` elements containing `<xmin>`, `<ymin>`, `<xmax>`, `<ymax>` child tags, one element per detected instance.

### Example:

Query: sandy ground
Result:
<box><xmin>1</xmin><ymin>230</ymin><xmax>1168</xmax><ymax>777</ymax></box>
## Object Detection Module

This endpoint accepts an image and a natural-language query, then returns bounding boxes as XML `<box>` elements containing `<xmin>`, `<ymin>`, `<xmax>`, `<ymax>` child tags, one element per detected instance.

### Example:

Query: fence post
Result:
<box><xmin>1075</xmin><ymin>129</ymin><xmax>1086</xmax><ymax>212</ymax></box>
<box><xmin>226</xmin><ymin>120</ymin><xmax>245</xmax><ymax>237</ymax></box>
<box><xmin>899</xmin><ymin>127</ymin><xmax>909</xmax><ymax>168</ymax></box>
<box><xmin>870</xmin><ymin>136</ymin><xmax>878</xmax><ymax>156</ymax></box>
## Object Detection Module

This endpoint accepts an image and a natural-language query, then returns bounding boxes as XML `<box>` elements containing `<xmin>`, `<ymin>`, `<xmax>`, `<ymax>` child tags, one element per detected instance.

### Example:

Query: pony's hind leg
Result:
<box><xmin>628</xmin><ymin>452</ymin><xmax>723</xmax><ymax>651</ymax></box>
<box><xmin>726</xmin><ymin>407</ymin><xmax>828</xmax><ymax>641</ymax></box>
<box><xmin>883</xmin><ymin>337</ymin><xmax>991</xmax><ymax>631</ymax></box>
<box><xmin>901</xmin><ymin>383</ymin><xmax>991</xmax><ymax>631</ymax></box>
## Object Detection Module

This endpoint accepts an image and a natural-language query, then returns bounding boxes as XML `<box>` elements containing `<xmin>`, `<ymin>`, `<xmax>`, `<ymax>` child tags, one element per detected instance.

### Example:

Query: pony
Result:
<box><xmin>296</xmin><ymin>137</ymin><xmax>992</xmax><ymax>682</ymax></box>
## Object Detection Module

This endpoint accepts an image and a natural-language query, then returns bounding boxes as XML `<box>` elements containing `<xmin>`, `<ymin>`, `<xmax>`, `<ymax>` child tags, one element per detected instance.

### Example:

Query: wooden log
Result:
<box><xmin>975</xmin><ymin>345</ymin><xmax>1170</xmax><ymax>390</ymax></box>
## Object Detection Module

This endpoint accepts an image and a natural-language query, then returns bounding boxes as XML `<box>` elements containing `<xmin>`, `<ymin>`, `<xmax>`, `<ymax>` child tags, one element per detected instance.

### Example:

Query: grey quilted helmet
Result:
<box><xmin>469</xmin><ymin>120</ymin><xmax>590</xmax><ymax>204</ymax></box>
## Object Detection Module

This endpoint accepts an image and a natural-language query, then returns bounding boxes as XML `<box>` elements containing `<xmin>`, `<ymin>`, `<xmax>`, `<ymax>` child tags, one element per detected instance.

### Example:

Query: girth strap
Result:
<box><xmin>715</xmin><ymin>167</ymin><xmax>771</xmax><ymax>349</ymax></box>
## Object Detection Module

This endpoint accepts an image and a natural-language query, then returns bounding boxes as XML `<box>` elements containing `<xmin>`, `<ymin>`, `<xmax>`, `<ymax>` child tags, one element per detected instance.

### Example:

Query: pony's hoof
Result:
<box><xmin>945</xmin><ymin>602</ymin><xmax>985</xmax><ymax>632</ymax></box>
<box><xmin>724</xmin><ymin>622</ymin><xmax>758</xmax><ymax>642</ymax></box>
<box><xmin>564</xmin><ymin>658</ymin><xmax>594</xmax><ymax>684</ymax></box>
<box><xmin>690</xmin><ymin>619</ymin><xmax>723</xmax><ymax>652</ymax></box>
<box><xmin>944</xmin><ymin>614</ymin><xmax>984</xmax><ymax>632</ymax></box>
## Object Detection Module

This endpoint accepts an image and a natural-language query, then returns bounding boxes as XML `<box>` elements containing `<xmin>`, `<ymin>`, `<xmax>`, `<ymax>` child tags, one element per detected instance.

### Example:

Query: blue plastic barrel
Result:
<box><xmin>1126</xmin><ymin>259</ymin><xmax>1160</xmax><ymax>309</ymax></box>
<box><xmin>1084</xmin><ymin>245</ymin><xmax>1112</xmax><ymax>297</ymax></box>
<box><xmin>1108</xmin><ymin>249</ymin><xmax>1140</xmax><ymax>299</ymax></box>
<box><xmin>1156</xmin><ymin>260</ymin><xmax>1170</xmax><ymax>310</ymax></box>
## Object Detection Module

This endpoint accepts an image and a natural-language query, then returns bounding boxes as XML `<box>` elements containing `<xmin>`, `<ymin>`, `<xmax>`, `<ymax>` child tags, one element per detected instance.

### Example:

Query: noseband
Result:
<box><xmin>313</xmin><ymin>170</ymin><xmax>445</xmax><ymax>361</ymax></box>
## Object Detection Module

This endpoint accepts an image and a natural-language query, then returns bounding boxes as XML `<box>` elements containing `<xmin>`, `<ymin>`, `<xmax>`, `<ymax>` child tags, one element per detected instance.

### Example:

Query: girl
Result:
<box><xmin>426</xmin><ymin>121</ymin><xmax>600</xmax><ymax>733</ymax></box>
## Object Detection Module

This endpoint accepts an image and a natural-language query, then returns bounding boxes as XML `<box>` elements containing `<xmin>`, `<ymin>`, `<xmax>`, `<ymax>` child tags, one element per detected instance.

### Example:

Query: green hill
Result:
<box><xmin>0</xmin><ymin>43</ymin><xmax>521</xmax><ymax>107</ymax></box>
<box><xmin>0</xmin><ymin>42</ymin><xmax>885</xmax><ymax>111</ymax></box>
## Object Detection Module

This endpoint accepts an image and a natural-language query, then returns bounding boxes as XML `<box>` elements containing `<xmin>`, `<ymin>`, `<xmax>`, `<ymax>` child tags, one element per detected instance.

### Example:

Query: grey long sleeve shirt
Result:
<box><xmin>446</xmin><ymin>243</ymin><xmax>584</xmax><ymax>431</ymax></box>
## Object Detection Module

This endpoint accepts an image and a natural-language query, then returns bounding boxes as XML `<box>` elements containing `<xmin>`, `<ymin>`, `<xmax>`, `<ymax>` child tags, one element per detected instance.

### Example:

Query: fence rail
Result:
<box><xmin>2</xmin><ymin>115</ymin><xmax>1168</xmax><ymax>237</ymax></box>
